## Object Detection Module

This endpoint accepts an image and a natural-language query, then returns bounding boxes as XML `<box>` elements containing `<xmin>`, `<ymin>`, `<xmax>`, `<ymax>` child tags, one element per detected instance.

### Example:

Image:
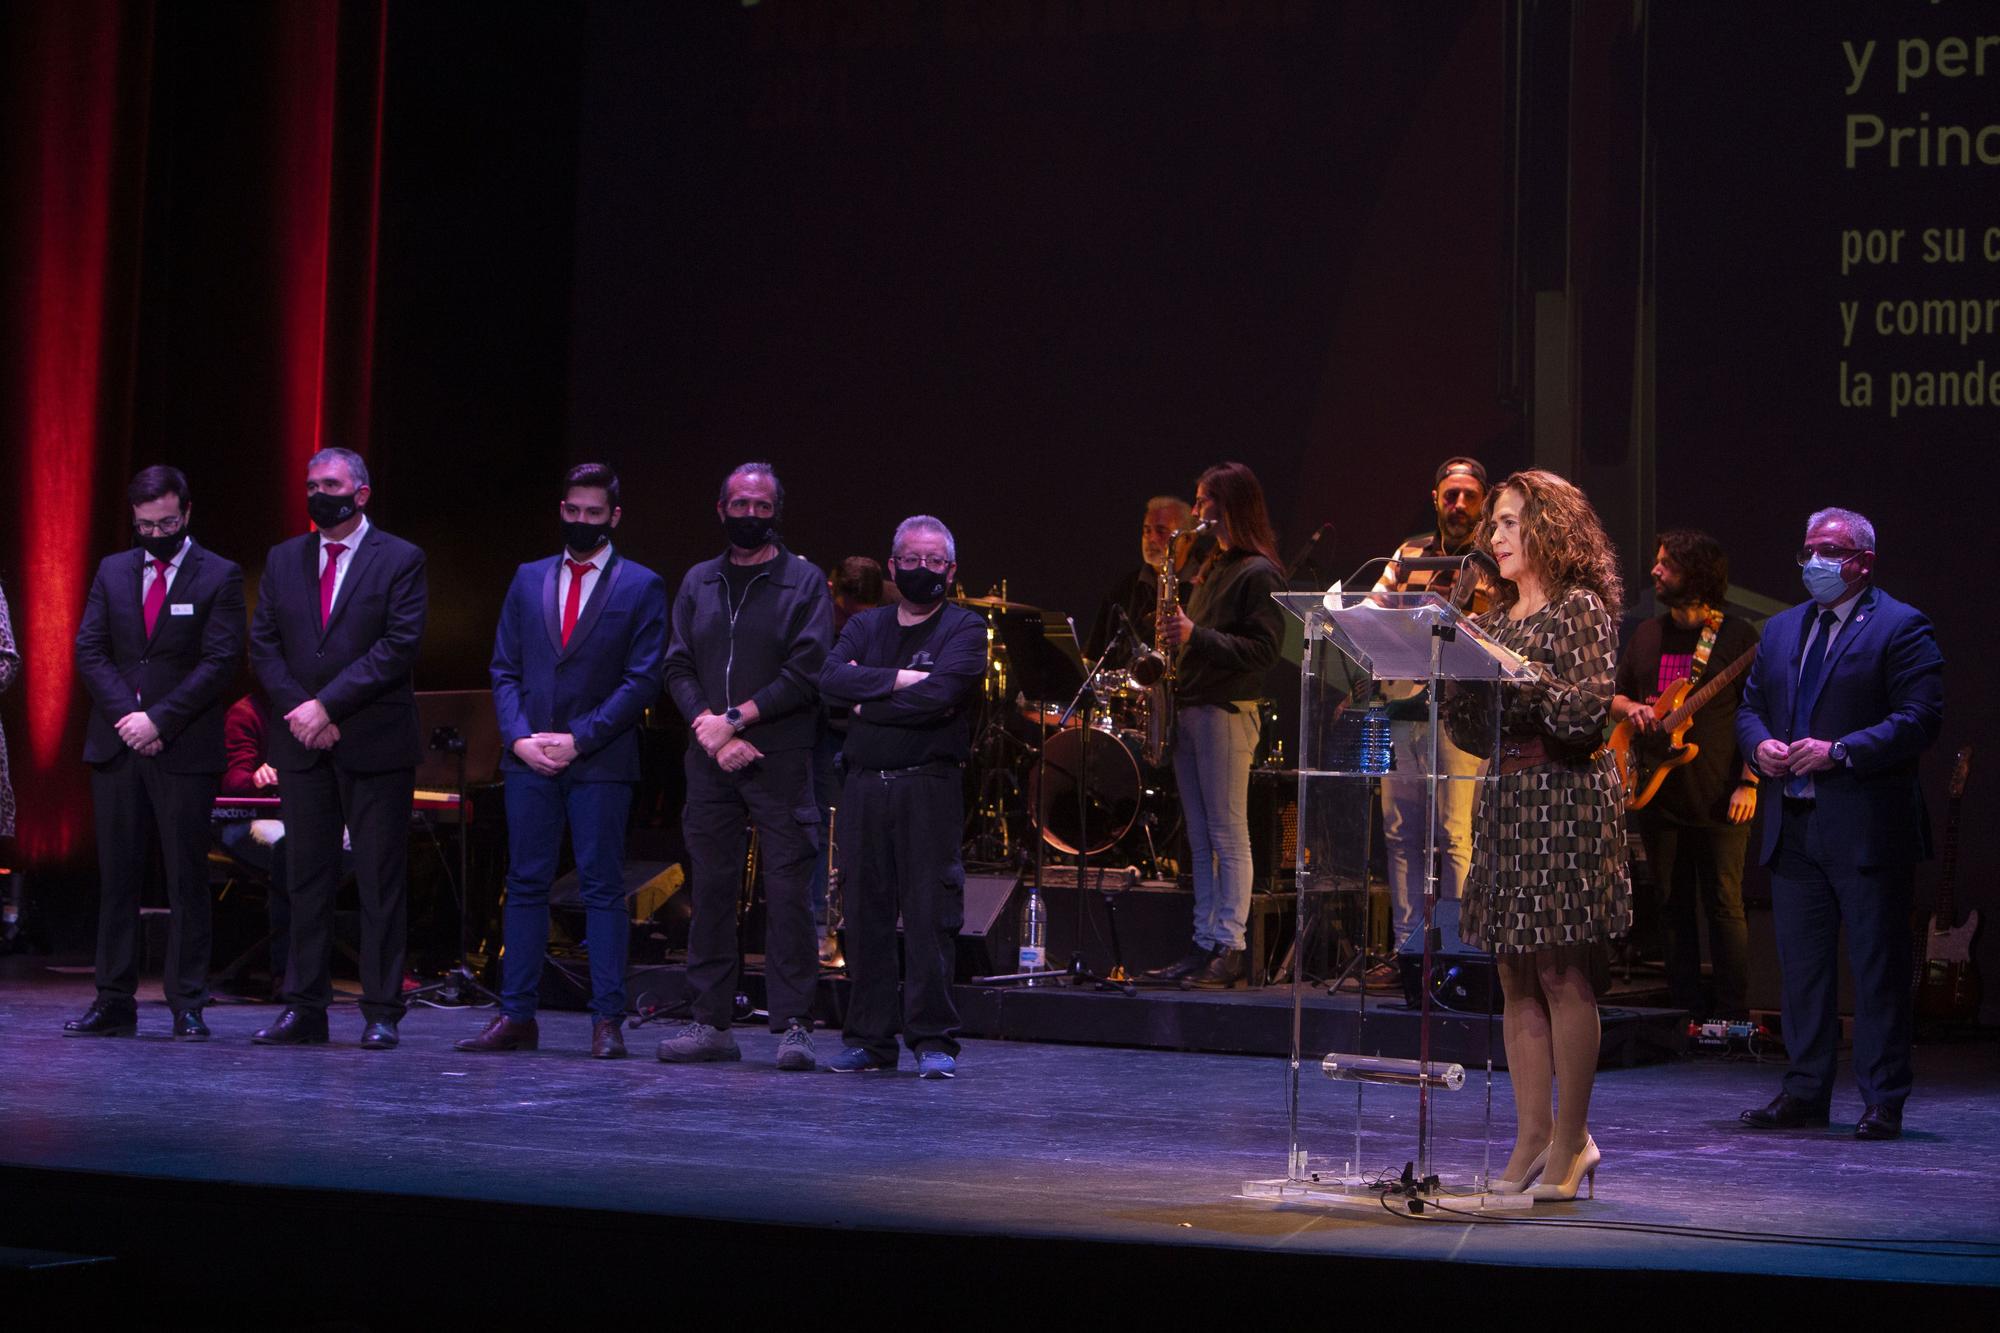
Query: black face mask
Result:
<box><xmin>134</xmin><ymin>529</ymin><xmax>184</xmax><ymax>562</ymax></box>
<box><xmin>893</xmin><ymin>564</ymin><xmax>949</xmax><ymax>606</ymax></box>
<box><xmin>561</xmin><ymin>519</ymin><xmax>613</xmax><ymax>555</ymax></box>
<box><xmin>307</xmin><ymin>491</ymin><xmax>359</xmax><ymax>530</ymax></box>
<box><xmin>723</xmin><ymin>514</ymin><xmax>776</xmax><ymax>551</ymax></box>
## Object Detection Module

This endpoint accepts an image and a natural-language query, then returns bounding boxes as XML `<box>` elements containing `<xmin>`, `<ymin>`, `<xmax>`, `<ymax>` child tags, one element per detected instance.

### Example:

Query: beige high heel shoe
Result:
<box><xmin>1488</xmin><ymin>1143</ymin><xmax>1550</xmax><ymax>1195</ymax></box>
<box><xmin>1528</xmin><ymin>1135</ymin><xmax>1600</xmax><ymax>1201</ymax></box>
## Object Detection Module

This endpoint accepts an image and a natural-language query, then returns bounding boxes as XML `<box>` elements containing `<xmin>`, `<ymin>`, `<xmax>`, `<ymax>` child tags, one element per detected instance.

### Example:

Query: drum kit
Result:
<box><xmin>953</xmin><ymin>590</ymin><xmax>1180</xmax><ymax>879</ymax></box>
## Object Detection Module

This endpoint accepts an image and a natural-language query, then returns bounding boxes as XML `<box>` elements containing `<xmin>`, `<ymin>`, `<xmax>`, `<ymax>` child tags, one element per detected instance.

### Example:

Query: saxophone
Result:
<box><xmin>1137</xmin><ymin>519</ymin><xmax>1207</xmax><ymax>767</ymax></box>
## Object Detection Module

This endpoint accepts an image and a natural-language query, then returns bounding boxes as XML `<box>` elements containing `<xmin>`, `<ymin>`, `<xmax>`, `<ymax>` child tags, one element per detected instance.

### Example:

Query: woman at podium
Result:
<box><xmin>1451</xmin><ymin>469</ymin><xmax>1631</xmax><ymax>1202</ymax></box>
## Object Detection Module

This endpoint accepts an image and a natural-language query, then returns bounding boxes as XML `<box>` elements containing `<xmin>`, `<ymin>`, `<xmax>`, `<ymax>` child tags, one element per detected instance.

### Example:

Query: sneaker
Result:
<box><xmin>916</xmin><ymin>1050</ymin><xmax>957</xmax><ymax>1080</ymax></box>
<box><xmin>826</xmin><ymin>1045</ymin><xmax>896</xmax><ymax>1073</ymax></box>
<box><xmin>654</xmin><ymin>1021</ymin><xmax>742</xmax><ymax>1063</ymax></box>
<box><xmin>775</xmin><ymin>1020</ymin><xmax>817</xmax><ymax>1071</ymax></box>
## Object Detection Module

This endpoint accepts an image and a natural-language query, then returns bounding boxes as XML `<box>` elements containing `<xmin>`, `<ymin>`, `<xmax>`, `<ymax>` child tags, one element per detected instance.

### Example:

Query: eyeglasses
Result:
<box><xmin>133</xmin><ymin>518</ymin><xmax>184</xmax><ymax>536</ymax></box>
<box><xmin>891</xmin><ymin>554</ymin><xmax>952</xmax><ymax>572</ymax></box>
<box><xmin>1796</xmin><ymin>544</ymin><xmax>1865</xmax><ymax>565</ymax></box>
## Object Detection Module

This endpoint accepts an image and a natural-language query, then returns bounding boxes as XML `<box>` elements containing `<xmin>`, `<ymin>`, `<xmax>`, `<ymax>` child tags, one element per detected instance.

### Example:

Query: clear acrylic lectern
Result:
<box><xmin>1243</xmin><ymin>589</ymin><xmax>1535</xmax><ymax>1215</ymax></box>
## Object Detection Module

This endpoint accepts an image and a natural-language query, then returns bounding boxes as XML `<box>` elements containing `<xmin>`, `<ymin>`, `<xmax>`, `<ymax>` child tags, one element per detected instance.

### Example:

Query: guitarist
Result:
<box><xmin>1610</xmin><ymin>530</ymin><xmax>1759</xmax><ymax>1020</ymax></box>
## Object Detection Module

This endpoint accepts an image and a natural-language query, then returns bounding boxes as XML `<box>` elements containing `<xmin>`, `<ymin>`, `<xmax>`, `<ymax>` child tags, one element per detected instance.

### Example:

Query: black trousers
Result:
<box><xmin>279</xmin><ymin>759</ymin><xmax>414</xmax><ymax>1024</ymax></box>
<box><xmin>1639</xmin><ymin>815</ymin><xmax>1752</xmax><ymax>1018</ymax></box>
<box><xmin>90</xmin><ymin>751</ymin><xmax>219</xmax><ymax>1009</ymax></box>
<box><xmin>680</xmin><ymin>745</ymin><xmax>820</xmax><ymax>1031</ymax></box>
<box><xmin>839</xmin><ymin>765</ymin><xmax>964</xmax><ymax>1063</ymax></box>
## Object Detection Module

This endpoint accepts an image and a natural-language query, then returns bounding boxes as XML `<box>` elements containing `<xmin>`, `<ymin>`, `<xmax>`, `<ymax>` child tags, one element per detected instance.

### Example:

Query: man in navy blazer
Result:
<box><xmin>66</xmin><ymin>466</ymin><xmax>245</xmax><ymax>1040</ymax></box>
<box><xmin>248</xmin><ymin>447</ymin><xmax>428</xmax><ymax>1050</ymax></box>
<box><xmin>456</xmin><ymin>464</ymin><xmax>666</xmax><ymax>1059</ymax></box>
<box><xmin>1737</xmin><ymin>506</ymin><xmax>1943</xmax><ymax>1140</ymax></box>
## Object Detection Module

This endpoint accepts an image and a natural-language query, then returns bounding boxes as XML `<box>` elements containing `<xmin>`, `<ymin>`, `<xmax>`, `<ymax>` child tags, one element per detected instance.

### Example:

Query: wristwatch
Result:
<box><xmin>1829</xmin><ymin>740</ymin><xmax>1849</xmax><ymax>766</ymax></box>
<box><xmin>725</xmin><ymin>706</ymin><xmax>745</xmax><ymax>731</ymax></box>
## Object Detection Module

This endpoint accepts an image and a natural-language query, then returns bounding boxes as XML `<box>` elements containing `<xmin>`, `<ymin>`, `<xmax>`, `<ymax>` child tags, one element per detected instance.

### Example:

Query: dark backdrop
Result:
<box><xmin>3</xmin><ymin>0</ymin><xmax>1993</xmax><ymax>1011</ymax></box>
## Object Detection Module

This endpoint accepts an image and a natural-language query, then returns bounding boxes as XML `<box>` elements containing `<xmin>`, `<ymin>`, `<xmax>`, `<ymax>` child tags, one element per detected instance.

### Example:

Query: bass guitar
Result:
<box><xmin>1602</xmin><ymin>645</ymin><xmax>1758</xmax><ymax>810</ymax></box>
<box><xmin>1915</xmin><ymin>744</ymin><xmax>1981</xmax><ymax>1024</ymax></box>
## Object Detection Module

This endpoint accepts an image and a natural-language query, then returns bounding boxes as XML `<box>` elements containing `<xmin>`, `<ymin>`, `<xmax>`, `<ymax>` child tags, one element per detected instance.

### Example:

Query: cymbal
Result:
<box><xmin>954</xmin><ymin>593</ymin><xmax>1043</xmax><ymax>614</ymax></box>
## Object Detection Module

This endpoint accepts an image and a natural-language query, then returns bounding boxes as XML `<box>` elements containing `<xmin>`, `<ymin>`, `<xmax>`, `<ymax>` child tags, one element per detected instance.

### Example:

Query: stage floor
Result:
<box><xmin>1</xmin><ymin>969</ymin><xmax>1995</xmax><ymax>1317</ymax></box>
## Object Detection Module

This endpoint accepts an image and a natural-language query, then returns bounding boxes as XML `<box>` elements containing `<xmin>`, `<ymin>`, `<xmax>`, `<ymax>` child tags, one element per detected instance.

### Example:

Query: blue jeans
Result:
<box><xmin>1172</xmin><ymin>703</ymin><xmax>1260</xmax><ymax>952</ymax></box>
<box><xmin>501</xmin><ymin>771</ymin><xmax>635</xmax><ymax>1022</ymax></box>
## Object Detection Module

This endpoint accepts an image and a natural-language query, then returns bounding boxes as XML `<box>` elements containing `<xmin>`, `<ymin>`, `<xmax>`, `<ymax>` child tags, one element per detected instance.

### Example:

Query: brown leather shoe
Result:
<box><xmin>454</xmin><ymin>1014</ymin><xmax>539</xmax><ymax>1052</ymax></box>
<box><xmin>591</xmin><ymin>1019</ymin><xmax>627</xmax><ymax>1059</ymax></box>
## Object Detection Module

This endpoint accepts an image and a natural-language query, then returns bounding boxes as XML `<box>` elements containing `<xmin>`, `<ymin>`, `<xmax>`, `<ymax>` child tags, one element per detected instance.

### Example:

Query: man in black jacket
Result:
<box><xmin>249</xmin><ymin>447</ymin><xmax>427</xmax><ymax>1050</ymax></box>
<box><xmin>819</xmin><ymin>515</ymin><xmax>987</xmax><ymax>1077</ymax></box>
<box><xmin>66</xmin><ymin>466</ymin><xmax>245</xmax><ymax>1040</ymax></box>
<box><xmin>659</xmin><ymin>463</ymin><xmax>833</xmax><ymax>1070</ymax></box>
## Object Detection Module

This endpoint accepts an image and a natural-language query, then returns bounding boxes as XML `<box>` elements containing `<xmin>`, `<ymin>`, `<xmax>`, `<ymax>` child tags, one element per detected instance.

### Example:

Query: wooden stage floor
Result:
<box><xmin>0</xmin><ymin>967</ymin><xmax>1995</xmax><ymax>1322</ymax></box>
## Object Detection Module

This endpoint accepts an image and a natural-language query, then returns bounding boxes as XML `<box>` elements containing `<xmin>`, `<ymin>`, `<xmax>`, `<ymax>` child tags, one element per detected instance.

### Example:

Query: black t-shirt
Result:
<box><xmin>1614</xmin><ymin>613</ymin><xmax>1760</xmax><ymax>825</ymax></box>
<box><xmin>720</xmin><ymin>552</ymin><xmax>780</xmax><ymax>610</ymax></box>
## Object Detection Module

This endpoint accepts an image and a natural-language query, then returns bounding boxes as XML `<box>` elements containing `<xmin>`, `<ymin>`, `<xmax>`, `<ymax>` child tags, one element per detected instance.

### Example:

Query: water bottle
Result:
<box><xmin>1018</xmin><ymin>890</ymin><xmax>1048</xmax><ymax>983</ymax></box>
<box><xmin>1360</xmin><ymin>697</ymin><xmax>1394</xmax><ymax>774</ymax></box>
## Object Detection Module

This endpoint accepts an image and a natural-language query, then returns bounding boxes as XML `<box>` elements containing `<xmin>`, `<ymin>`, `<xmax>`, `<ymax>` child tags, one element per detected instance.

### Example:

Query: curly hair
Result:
<box><xmin>1655</xmin><ymin>528</ymin><xmax>1728</xmax><ymax>608</ymax></box>
<box><xmin>1480</xmin><ymin>469</ymin><xmax>1624</xmax><ymax>612</ymax></box>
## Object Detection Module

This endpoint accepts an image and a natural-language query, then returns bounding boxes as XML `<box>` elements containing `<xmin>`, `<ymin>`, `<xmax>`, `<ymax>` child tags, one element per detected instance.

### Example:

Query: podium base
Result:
<box><xmin>1240</xmin><ymin>1176</ymin><xmax>1536</xmax><ymax>1215</ymax></box>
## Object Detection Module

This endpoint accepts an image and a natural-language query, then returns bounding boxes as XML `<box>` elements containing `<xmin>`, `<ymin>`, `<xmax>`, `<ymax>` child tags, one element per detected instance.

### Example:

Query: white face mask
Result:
<box><xmin>1801</xmin><ymin>554</ymin><xmax>1851</xmax><ymax>605</ymax></box>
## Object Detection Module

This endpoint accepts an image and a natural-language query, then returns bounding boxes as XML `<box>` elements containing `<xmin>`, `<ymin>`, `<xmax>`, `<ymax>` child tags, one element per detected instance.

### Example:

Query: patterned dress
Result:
<box><xmin>1455</xmin><ymin>586</ymin><xmax>1631</xmax><ymax>954</ymax></box>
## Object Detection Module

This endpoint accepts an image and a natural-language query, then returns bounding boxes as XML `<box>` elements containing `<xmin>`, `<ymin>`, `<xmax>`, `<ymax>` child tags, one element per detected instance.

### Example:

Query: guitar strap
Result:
<box><xmin>1688</xmin><ymin>609</ymin><xmax>1724</xmax><ymax>685</ymax></box>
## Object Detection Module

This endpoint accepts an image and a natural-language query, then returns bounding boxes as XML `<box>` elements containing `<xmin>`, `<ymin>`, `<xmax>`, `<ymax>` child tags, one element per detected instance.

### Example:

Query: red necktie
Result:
<box><xmin>320</xmin><ymin>542</ymin><xmax>347</xmax><ymax>628</ymax></box>
<box><xmin>562</xmin><ymin>558</ymin><xmax>595</xmax><ymax>646</ymax></box>
<box><xmin>142</xmin><ymin>559</ymin><xmax>171</xmax><ymax>637</ymax></box>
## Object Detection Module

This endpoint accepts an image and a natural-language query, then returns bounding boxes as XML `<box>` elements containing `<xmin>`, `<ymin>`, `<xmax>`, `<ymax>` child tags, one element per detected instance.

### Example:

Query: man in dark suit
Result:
<box><xmin>1737</xmin><ymin>506</ymin><xmax>1943</xmax><ymax>1141</ymax></box>
<box><xmin>456</xmin><ymin>464</ymin><xmax>666</xmax><ymax>1059</ymax></box>
<box><xmin>249</xmin><ymin>447</ymin><xmax>428</xmax><ymax>1050</ymax></box>
<box><xmin>66</xmin><ymin>466</ymin><xmax>245</xmax><ymax>1039</ymax></box>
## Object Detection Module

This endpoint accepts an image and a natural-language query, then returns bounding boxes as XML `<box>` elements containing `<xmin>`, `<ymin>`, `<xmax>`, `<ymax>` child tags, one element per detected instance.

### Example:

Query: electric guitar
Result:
<box><xmin>1915</xmin><ymin>745</ymin><xmax>1980</xmax><ymax>1024</ymax></box>
<box><xmin>1602</xmin><ymin>645</ymin><xmax>1758</xmax><ymax>810</ymax></box>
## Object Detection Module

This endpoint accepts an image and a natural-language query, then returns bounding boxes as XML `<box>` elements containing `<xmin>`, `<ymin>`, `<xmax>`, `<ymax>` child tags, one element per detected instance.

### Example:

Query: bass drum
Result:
<box><xmin>1026</xmin><ymin>725</ymin><xmax>1142</xmax><ymax>856</ymax></box>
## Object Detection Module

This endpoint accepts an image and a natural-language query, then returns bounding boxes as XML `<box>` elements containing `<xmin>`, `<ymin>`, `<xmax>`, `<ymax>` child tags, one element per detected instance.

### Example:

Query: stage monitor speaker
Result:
<box><xmin>1397</xmin><ymin>898</ymin><xmax>1497</xmax><ymax>1012</ymax></box>
<box><xmin>550</xmin><ymin>859</ymin><xmax>685</xmax><ymax>922</ymax></box>
<box><xmin>946</xmin><ymin>872</ymin><xmax>1021</xmax><ymax>980</ymax></box>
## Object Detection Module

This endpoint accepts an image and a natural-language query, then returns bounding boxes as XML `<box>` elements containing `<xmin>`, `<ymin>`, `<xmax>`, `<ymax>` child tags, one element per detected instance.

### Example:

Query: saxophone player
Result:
<box><xmin>1082</xmin><ymin>495</ymin><xmax>1194</xmax><ymax>666</ymax></box>
<box><xmin>1143</xmin><ymin>463</ymin><xmax>1286</xmax><ymax>989</ymax></box>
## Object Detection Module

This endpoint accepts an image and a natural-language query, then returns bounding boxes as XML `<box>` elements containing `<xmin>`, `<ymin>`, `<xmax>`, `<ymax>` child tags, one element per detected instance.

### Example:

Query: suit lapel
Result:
<box><xmin>542</xmin><ymin>558</ymin><xmax>564</xmax><ymax>654</ymax></box>
<box><xmin>321</xmin><ymin>527</ymin><xmax>379</xmax><ymax>642</ymax></box>
<box><xmin>130</xmin><ymin>549</ymin><xmax>151</xmax><ymax>650</ymax></box>
<box><xmin>561</xmin><ymin>554</ymin><xmax>621</xmax><ymax>659</ymax></box>
<box><xmin>1795</xmin><ymin>587</ymin><xmax>1875</xmax><ymax>730</ymax></box>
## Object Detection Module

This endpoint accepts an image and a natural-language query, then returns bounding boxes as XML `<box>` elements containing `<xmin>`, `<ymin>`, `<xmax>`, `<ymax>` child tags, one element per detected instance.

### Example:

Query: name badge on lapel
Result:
<box><xmin>170</xmin><ymin>604</ymin><xmax>194</xmax><ymax>616</ymax></box>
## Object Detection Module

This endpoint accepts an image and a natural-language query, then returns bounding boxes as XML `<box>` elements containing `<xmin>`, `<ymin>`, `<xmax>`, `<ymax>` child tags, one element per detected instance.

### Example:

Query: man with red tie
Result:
<box><xmin>67</xmin><ymin>466</ymin><xmax>246</xmax><ymax>1040</ymax></box>
<box><xmin>249</xmin><ymin>447</ymin><xmax>428</xmax><ymax>1050</ymax></box>
<box><xmin>456</xmin><ymin>464</ymin><xmax>667</xmax><ymax>1058</ymax></box>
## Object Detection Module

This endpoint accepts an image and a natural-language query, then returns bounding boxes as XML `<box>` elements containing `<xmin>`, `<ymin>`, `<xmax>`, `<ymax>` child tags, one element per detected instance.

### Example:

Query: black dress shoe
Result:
<box><xmin>1186</xmin><ymin>947</ymin><xmax>1246</xmax><ymax>990</ymax></box>
<box><xmin>63</xmin><ymin>1001</ymin><xmax>138</xmax><ymax>1038</ymax></box>
<box><xmin>591</xmin><ymin>1019</ymin><xmax>627</xmax><ymax>1060</ymax></box>
<box><xmin>360</xmin><ymin>1020</ymin><xmax>399</xmax><ymax>1051</ymax></box>
<box><xmin>1144</xmin><ymin>948</ymin><xmax>1212</xmax><ymax>982</ymax></box>
<box><xmin>252</xmin><ymin>1007</ymin><xmax>329</xmax><ymax>1045</ymax></box>
<box><xmin>1855</xmin><ymin>1103</ymin><xmax>1903</xmax><ymax>1141</ymax></box>
<box><xmin>1740</xmin><ymin>1092</ymin><xmax>1830</xmax><ymax>1129</ymax></box>
<box><xmin>172</xmin><ymin>1009</ymin><xmax>211</xmax><ymax>1041</ymax></box>
<box><xmin>455</xmin><ymin>1014</ymin><xmax>540</xmax><ymax>1053</ymax></box>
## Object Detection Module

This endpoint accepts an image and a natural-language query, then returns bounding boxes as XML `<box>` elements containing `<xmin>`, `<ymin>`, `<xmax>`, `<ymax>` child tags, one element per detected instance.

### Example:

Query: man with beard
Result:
<box><xmin>818</xmin><ymin>516</ymin><xmax>987</xmax><ymax>1076</ymax></box>
<box><xmin>1365</xmin><ymin>457</ymin><xmax>1490</xmax><ymax>986</ymax></box>
<box><xmin>1612</xmin><ymin>530</ymin><xmax>1760</xmax><ymax>1019</ymax></box>
<box><xmin>658</xmin><ymin>463</ymin><xmax>833</xmax><ymax>1070</ymax></box>
<box><xmin>1084</xmin><ymin>495</ymin><xmax>1193</xmax><ymax>666</ymax></box>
